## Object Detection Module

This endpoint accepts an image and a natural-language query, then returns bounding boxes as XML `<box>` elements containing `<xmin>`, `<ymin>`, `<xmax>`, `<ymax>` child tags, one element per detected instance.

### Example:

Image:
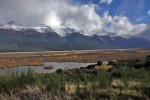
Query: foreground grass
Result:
<box><xmin>0</xmin><ymin>56</ymin><xmax>150</xmax><ymax>99</ymax></box>
<box><xmin>0</xmin><ymin>66</ymin><xmax>150</xmax><ymax>100</ymax></box>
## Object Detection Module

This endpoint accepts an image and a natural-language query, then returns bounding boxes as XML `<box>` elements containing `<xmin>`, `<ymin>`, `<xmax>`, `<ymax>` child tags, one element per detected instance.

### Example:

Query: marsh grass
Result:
<box><xmin>0</xmin><ymin>68</ymin><xmax>37</xmax><ymax>93</ymax></box>
<box><xmin>0</xmin><ymin>64</ymin><xmax>150</xmax><ymax>99</ymax></box>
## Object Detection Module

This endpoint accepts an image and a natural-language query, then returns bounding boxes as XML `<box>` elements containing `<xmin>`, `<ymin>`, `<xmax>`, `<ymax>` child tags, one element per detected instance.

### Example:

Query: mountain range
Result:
<box><xmin>0</xmin><ymin>21</ymin><xmax>150</xmax><ymax>52</ymax></box>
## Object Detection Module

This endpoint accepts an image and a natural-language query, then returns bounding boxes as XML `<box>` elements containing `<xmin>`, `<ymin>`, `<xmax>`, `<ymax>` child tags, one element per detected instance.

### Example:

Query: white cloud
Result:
<box><xmin>102</xmin><ymin>11</ymin><xmax>112</xmax><ymax>23</ymax></box>
<box><xmin>101</xmin><ymin>12</ymin><xmax>148</xmax><ymax>37</ymax></box>
<box><xmin>45</xmin><ymin>3</ymin><xmax>102</xmax><ymax>32</ymax></box>
<box><xmin>100</xmin><ymin>0</ymin><xmax>113</xmax><ymax>4</ymax></box>
<box><xmin>148</xmin><ymin>9</ymin><xmax>150</xmax><ymax>16</ymax></box>
<box><xmin>0</xmin><ymin>0</ymin><xmax>102</xmax><ymax>35</ymax></box>
<box><xmin>111</xmin><ymin>18</ymin><xmax>147</xmax><ymax>37</ymax></box>
<box><xmin>0</xmin><ymin>0</ymin><xmax>148</xmax><ymax>37</ymax></box>
<box><xmin>110</xmin><ymin>16</ymin><xmax>147</xmax><ymax>37</ymax></box>
<box><xmin>136</xmin><ymin>17</ymin><xmax>143</xmax><ymax>22</ymax></box>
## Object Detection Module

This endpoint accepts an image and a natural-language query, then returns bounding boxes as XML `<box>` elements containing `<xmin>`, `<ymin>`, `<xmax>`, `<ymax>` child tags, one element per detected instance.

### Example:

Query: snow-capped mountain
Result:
<box><xmin>0</xmin><ymin>21</ymin><xmax>150</xmax><ymax>52</ymax></box>
<box><xmin>0</xmin><ymin>21</ymin><xmax>79</xmax><ymax>37</ymax></box>
<box><xmin>0</xmin><ymin>21</ymin><xmax>138</xmax><ymax>38</ymax></box>
<box><xmin>0</xmin><ymin>21</ymin><xmax>52</xmax><ymax>33</ymax></box>
<box><xmin>50</xmin><ymin>27</ymin><xmax>78</xmax><ymax>37</ymax></box>
<box><xmin>0</xmin><ymin>21</ymin><xmax>112</xmax><ymax>37</ymax></box>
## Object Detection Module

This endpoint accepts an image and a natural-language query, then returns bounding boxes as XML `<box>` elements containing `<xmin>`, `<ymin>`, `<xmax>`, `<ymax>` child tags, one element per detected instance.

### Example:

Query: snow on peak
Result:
<box><xmin>0</xmin><ymin>21</ymin><xmax>53</xmax><ymax>33</ymax></box>
<box><xmin>0</xmin><ymin>21</ymin><xmax>119</xmax><ymax>38</ymax></box>
<box><xmin>0</xmin><ymin>21</ymin><xmax>79</xmax><ymax>36</ymax></box>
<box><xmin>1</xmin><ymin>21</ymin><xmax>23</xmax><ymax>31</ymax></box>
<box><xmin>27</xmin><ymin>24</ymin><xmax>52</xmax><ymax>33</ymax></box>
<box><xmin>51</xmin><ymin>27</ymin><xmax>78</xmax><ymax>37</ymax></box>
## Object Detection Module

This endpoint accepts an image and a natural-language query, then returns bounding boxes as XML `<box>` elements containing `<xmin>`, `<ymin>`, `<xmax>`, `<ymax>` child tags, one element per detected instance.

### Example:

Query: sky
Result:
<box><xmin>76</xmin><ymin>0</ymin><xmax>150</xmax><ymax>23</ymax></box>
<box><xmin>0</xmin><ymin>0</ymin><xmax>150</xmax><ymax>37</ymax></box>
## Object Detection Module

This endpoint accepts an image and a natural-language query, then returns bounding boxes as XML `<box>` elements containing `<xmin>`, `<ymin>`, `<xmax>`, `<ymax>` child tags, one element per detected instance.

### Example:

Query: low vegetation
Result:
<box><xmin>0</xmin><ymin>56</ymin><xmax>150</xmax><ymax>99</ymax></box>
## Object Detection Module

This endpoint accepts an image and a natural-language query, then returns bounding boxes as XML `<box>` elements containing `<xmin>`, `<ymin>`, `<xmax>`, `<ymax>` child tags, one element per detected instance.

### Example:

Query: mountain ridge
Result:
<box><xmin>0</xmin><ymin>21</ymin><xmax>150</xmax><ymax>52</ymax></box>
<box><xmin>0</xmin><ymin>21</ymin><xmax>119</xmax><ymax>37</ymax></box>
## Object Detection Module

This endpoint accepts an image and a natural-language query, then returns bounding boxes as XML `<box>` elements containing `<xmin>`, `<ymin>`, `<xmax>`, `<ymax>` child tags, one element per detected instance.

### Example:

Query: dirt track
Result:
<box><xmin>0</xmin><ymin>49</ymin><xmax>150</xmax><ymax>69</ymax></box>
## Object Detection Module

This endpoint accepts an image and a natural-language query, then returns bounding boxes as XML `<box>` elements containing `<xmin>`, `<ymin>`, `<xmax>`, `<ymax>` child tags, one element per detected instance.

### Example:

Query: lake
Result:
<box><xmin>0</xmin><ymin>62</ymin><xmax>95</xmax><ymax>74</ymax></box>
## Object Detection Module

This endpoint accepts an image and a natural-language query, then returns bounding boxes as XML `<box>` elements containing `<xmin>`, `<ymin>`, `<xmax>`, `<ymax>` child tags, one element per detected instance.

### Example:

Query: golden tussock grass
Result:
<box><xmin>0</xmin><ymin>85</ymin><xmax>67</xmax><ymax>100</ymax></box>
<box><xmin>95</xmin><ymin>64</ymin><xmax>113</xmax><ymax>70</ymax></box>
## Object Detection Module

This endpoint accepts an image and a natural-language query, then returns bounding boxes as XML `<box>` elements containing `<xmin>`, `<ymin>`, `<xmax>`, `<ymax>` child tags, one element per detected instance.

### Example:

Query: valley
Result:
<box><xmin>0</xmin><ymin>49</ymin><xmax>150</xmax><ymax>69</ymax></box>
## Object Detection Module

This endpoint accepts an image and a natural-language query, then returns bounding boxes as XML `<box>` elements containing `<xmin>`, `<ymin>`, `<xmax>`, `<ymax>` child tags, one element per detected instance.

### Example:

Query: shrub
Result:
<box><xmin>86</xmin><ymin>64</ymin><xmax>95</xmax><ymax>69</ymax></box>
<box><xmin>133</xmin><ymin>62</ymin><xmax>144</xmax><ymax>69</ymax></box>
<box><xmin>145</xmin><ymin>60</ymin><xmax>150</xmax><ymax>69</ymax></box>
<box><xmin>146</xmin><ymin>55</ymin><xmax>150</xmax><ymax>60</ymax></box>
<box><xmin>110</xmin><ymin>68</ymin><xmax>122</xmax><ymax>78</ymax></box>
<box><xmin>97</xmin><ymin>61</ymin><xmax>102</xmax><ymax>66</ymax></box>
<box><xmin>56</xmin><ymin>69</ymin><xmax>63</xmax><ymax>74</ymax></box>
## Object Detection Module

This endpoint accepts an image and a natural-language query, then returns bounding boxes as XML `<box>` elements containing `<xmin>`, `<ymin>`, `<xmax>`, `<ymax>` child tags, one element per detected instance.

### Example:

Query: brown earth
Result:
<box><xmin>0</xmin><ymin>49</ymin><xmax>150</xmax><ymax>69</ymax></box>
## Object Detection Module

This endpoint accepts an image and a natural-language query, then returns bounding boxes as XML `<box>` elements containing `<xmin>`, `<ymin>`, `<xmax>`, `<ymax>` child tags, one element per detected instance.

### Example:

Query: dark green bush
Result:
<box><xmin>86</xmin><ymin>64</ymin><xmax>95</xmax><ymax>69</ymax></box>
<box><xmin>56</xmin><ymin>69</ymin><xmax>63</xmax><ymax>74</ymax></box>
<box><xmin>145</xmin><ymin>60</ymin><xmax>150</xmax><ymax>69</ymax></box>
<box><xmin>97</xmin><ymin>61</ymin><xmax>102</xmax><ymax>66</ymax></box>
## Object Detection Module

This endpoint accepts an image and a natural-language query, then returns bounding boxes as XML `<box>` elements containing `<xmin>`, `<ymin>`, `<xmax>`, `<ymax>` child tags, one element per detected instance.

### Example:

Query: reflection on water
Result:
<box><xmin>0</xmin><ymin>62</ymin><xmax>95</xmax><ymax>74</ymax></box>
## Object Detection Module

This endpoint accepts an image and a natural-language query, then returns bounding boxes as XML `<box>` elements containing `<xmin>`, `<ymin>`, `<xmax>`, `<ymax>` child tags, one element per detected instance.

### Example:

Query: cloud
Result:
<box><xmin>110</xmin><ymin>16</ymin><xmax>147</xmax><ymax>37</ymax></box>
<box><xmin>100</xmin><ymin>0</ymin><xmax>113</xmax><ymax>4</ymax></box>
<box><xmin>148</xmin><ymin>9</ymin><xmax>150</xmax><ymax>16</ymax></box>
<box><xmin>101</xmin><ymin>12</ymin><xmax>148</xmax><ymax>37</ymax></box>
<box><xmin>0</xmin><ymin>0</ymin><xmax>102</xmax><ymax>35</ymax></box>
<box><xmin>0</xmin><ymin>0</ymin><xmax>148</xmax><ymax>37</ymax></box>
<box><xmin>136</xmin><ymin>17</ymin><xmax>143</xmax><ymax>22</ymax></box>
<box><xmin>102</xmin><ymin>11</ymin><xmax>112</xmax><ymax>23</ymax></box>
<box><xmin>45</xmin><ymin>3</ymin><xmax>102</xmax><ymax>32</ymax></box>
<box><xmin>0</xmin><ymin>0</ymin><xmax>49</xmax><ymax>24</ymax></box>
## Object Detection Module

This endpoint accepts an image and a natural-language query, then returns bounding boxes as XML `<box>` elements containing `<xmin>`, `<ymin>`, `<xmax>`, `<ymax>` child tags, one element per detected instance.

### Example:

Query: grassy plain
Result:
<box><xmin>0</xmin><ymin>49</ymin><xmax>150</xmax><ymax>69</ymax></box>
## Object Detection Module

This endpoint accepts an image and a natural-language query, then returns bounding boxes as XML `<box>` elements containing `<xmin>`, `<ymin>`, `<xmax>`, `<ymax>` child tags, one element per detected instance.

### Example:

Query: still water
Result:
<box><xmin>0</xmin><ymin>62</ymin><xmax>95</xmax><ymax>74</ymax></box>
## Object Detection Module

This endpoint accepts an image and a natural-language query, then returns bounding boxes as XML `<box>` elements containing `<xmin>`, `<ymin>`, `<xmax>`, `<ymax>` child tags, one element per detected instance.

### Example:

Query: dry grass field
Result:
<box><xmin>0</xmin><ymin>49</ymin><xmax>150</xmax><ymax>69</ymax></box>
